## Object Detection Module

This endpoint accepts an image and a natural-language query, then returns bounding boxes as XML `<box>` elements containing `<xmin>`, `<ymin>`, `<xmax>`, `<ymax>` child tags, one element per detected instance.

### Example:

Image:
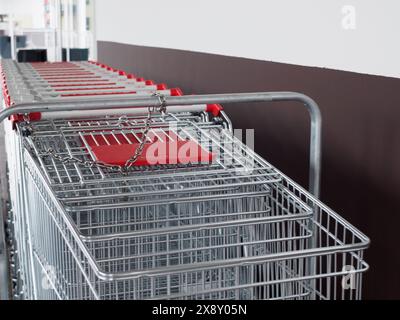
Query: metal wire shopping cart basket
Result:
<box><xmin>0</xmin><ymin>61</ymin><xmax>369</xmax><ymax>300</ymax></box>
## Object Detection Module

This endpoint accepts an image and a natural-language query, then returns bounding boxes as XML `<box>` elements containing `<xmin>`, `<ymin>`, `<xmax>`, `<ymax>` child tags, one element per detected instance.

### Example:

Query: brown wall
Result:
<box><xmin>98</xmin><ymin>41</ymin><xmax>400</xmax><ymax>299</ymax></box>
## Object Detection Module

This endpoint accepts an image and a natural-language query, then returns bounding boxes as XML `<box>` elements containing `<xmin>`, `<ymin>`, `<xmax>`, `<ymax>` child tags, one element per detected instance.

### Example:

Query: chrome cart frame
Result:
<box><xmin>0</xmin><ymin>91</ymin><xmax>369</xmax><ymax>300</ymax></box>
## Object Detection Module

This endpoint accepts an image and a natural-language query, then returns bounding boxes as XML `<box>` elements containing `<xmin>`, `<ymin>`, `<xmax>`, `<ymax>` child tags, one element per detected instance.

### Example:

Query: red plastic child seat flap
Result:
<box><xmin>85</xmin><ymin>132</ymin><xmax>215</xmax><ymax>166</ymax></box>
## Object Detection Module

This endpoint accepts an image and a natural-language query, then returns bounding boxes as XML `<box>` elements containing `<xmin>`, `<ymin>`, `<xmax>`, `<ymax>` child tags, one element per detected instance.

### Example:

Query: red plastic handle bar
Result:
<box><xmin>60</xmin><ymin>91</ymin><xmax>137</xmax><ymax>97</ymax></box>
<box><xmin>55</xmin><ymin>86</ymin><xmax>126</xmax><ymax>92</ymax></box>
<box><xmin>47</xmin><ymin>79</ymin><xmax>110</xmax><ymax>83</ymax></box>
<box><xmin>41</xmin><ymin>76</ymin><xmax>101</xmax><ymax>80</ymax></box>
<box><xmin>50</xmin><ymin>82</ymin><xmax>116</xmax><ymax>87</ymax></box>
<box><xmin>206</xmin><ymin>104</ymin><xmax>224</xmax><ymax>117</ymax></box>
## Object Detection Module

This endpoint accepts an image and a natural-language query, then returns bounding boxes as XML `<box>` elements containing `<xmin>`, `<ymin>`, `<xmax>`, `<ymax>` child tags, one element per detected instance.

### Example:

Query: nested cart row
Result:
<box><xmin>0</xmin><ymin>60</ymin><xmax>369</xmax><ymax>300</ymax></box>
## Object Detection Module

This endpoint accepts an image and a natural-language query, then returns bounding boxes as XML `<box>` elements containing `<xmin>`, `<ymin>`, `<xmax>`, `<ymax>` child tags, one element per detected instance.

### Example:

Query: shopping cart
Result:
<box><xmin>1</xmin><ymin>60</ymin><xmax>178</xmax><ymax>104</ymax></box>
<box><xmin>0</xmin><ymin>61</ymin><xmax>369</xmax><ymax>300</ymax></box>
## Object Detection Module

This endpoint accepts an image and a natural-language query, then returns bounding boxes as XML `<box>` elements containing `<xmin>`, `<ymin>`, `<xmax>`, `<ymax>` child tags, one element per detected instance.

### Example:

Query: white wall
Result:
<box><xmin>1</xmin><ymin>0</ymin><xmax>45</xmax><ymax>29</ymax></box>
<box><xmin>95</xmin><ymin>0</ymin><xmax>400</xmax><ymax>79</ymax></box>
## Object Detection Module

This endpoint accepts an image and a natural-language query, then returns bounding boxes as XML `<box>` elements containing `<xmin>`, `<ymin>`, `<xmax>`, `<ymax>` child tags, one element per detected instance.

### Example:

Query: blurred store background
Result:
<box><xmin>0</xmin><ymin>0</ymin><xmax>96</xmax><ymax>62</ymax></box>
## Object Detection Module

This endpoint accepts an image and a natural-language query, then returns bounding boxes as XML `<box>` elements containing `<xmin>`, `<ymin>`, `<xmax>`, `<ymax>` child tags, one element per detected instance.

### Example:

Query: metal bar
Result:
<box><xmin>0</xmin><ymin>203</ymin><xmax>9</xmax><ymax>300</ymax></box>
<box><xmin>40</xmin><ymin>105</ymin><xmax>207</xmax><ymax>120</ymax></box>
<box><xmin>0</xmin><ymin>91</ymin><xmax>322</xmax><ymax>197</ymax></box>
<box><xmin>0</xmin><ymin>122</ymin><xmax>10</xmax><ymax>300</ymax></box>
<box><xmin>9</xmin><ymin>15</ymin><xmax>16</xmax><ymax>60</ymax></box>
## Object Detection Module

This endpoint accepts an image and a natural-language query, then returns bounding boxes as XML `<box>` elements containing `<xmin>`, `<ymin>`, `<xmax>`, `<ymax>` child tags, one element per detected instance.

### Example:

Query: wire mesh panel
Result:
<box><xmin>17</xmin><ymin>113</ymin><xmax>369</xmax><ymax>300</ymax></box>
<box><xmin>22</xmin><ymin>148</ymin><xmax>368</xmax><ymax>300</ymax></box>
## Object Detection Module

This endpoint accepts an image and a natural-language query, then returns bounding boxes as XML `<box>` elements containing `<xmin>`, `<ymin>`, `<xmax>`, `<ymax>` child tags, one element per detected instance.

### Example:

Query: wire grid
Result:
<box><xmin>22</xmin><ymin>130</ymin><xmax>369</xmax><ymax>300</ymax></box>
<box><xmin>25</xmin><ymin>114</ymin><xmax>280</xmax><ymax>190</ymax></box>
<box><xmin>3</xmin><ymin>125</ymin><xmax>36</xmax><ymax>299</ymax></box>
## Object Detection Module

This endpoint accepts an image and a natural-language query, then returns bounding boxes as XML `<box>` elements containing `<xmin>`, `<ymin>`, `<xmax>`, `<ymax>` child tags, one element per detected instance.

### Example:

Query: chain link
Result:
<box><xmin>27</xmin><ymin>93</ymin><xmax>168</xmax><ymax>173</ymax></box>
<box><xmin>124</xmin><ymin>106</ymin><xmax>153</xmax><ymax>168</ymax></box>
<box><xmin>44</xmin><ymin>147</ymin><xmax>125</xmax><ymax>173</ymax></box>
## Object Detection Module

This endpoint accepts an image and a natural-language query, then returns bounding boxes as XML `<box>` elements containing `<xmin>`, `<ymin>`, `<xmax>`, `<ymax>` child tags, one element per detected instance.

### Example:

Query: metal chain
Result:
<box><xmin>125</xmin><ymin>92</ymin><xmax>167</xmax><ymax>167</ymax></box>
<box><xmin>124</xmin><ymin>106</ymin><xmax>154</xmax><ymax>168</ymax></box>
<box><xmin>26</xmin><ymin>93</ymin><xmax>168</xmax><ymax>173</ymax></box>
<box><xmin>44</xmin><ymin>147</ymin><xmax>125</xmax><ymax>172</ymax></box>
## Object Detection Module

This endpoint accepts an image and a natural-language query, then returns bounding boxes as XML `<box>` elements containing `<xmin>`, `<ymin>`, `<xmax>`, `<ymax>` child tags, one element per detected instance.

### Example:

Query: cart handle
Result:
<box><xmin>0</xmin><ymin>91</ymin><xmax>321</xmax><ymax>197</ymax></box>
